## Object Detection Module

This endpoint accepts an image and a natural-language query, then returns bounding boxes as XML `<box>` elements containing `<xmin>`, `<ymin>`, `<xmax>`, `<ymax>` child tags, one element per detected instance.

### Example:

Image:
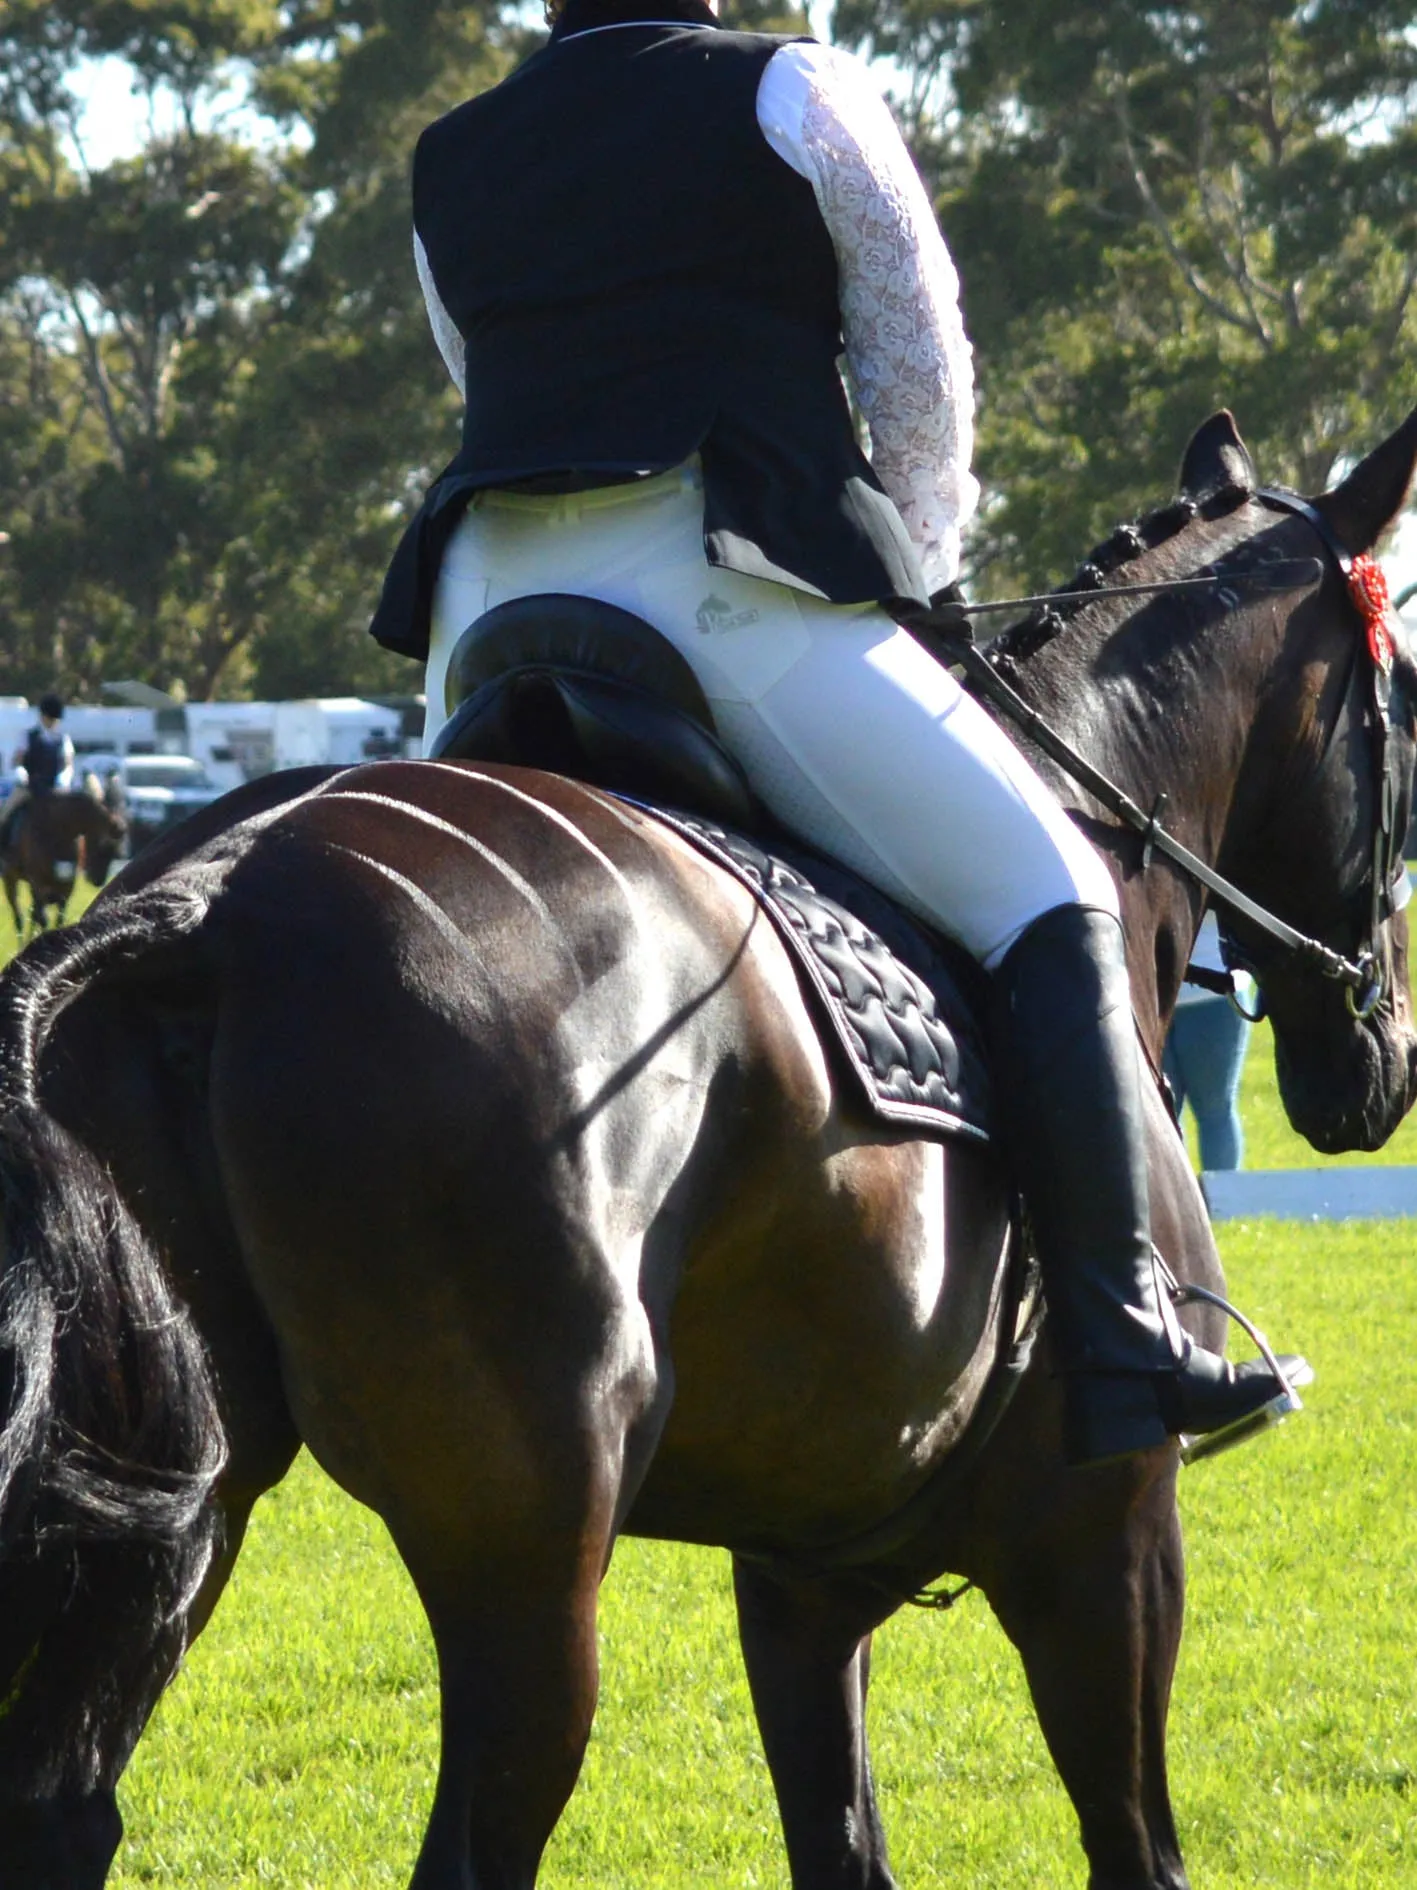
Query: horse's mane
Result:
<box><xmin>987</xmin><ymin>481</ymin><xmax>1256</xmax><ymax>682</ymax></box>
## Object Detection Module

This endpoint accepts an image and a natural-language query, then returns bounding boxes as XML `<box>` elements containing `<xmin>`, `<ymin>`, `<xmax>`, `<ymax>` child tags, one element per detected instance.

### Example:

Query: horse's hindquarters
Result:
<box><xmin>192</xmin><ymin>765</ymin><xmax>1018</xmax><ymax>1566</ymax></box>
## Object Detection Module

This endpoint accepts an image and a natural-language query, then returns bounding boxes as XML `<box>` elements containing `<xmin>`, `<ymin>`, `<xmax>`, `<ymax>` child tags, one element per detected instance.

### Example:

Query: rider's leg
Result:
<box><xmin>425</xmin><ymin>475</ymin><xmax>1307</xmax><ymax>1465</ymax></box>
<box><xmin>697</xmin><ymin>627</ymin><xmax>1305</xmax><ymax>1462</ymax></box>
<box><xmin>989</xmin><ymin>904</ymin><xmax>1300</xmax><ymax>1464</ymax></box>
<box><xmin>0</xmin><ymin>782</ymin><xmax>29</xmax><ymax>850</ymax></box>
<box><xmin>426</xmin><ymin>472</ymin><xmax>1105</xmax><ymax>951</ymax></box>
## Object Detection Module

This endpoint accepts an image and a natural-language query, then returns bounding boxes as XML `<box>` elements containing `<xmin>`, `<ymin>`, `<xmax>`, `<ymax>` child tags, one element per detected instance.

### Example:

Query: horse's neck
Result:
<box><xmin>1016</xmin><ymin>605</ymin><xmax>1266</xmax><ymax>857</ymax></box>
<box><xmin>41</xmin><ymin>795</ymin><xmax>94</xmax><ymax>844</ymax></box>
<box><xmin>1002</xmin><ymin>531</ymin><xmax>1289</xmax><ymax>1047</ymax></box>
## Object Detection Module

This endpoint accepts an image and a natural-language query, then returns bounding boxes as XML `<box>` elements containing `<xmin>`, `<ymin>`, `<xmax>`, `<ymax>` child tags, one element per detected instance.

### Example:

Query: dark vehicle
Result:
<box><xmin>88</xmin><ymin>754</ymin><xmax>225</xmax><ymax>852</ymax></box>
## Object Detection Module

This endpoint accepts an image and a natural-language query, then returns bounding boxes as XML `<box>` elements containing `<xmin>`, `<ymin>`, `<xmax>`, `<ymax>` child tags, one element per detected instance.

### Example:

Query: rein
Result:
<box><xmin>910</xmin><ymin>493</ymin><xmax>1408</xmax><ymax>1019</ymax></box>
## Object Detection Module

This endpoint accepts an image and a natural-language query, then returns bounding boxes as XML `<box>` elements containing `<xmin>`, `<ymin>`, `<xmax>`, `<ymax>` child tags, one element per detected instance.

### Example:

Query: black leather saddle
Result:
<box><xmin>429</xmin><ymin>594</ymin><xmax>758</xmax><ymax>829</ymax></box>
<box><xmin>430</xmin><ymin>592</ymin><xmax>994</xmax><ymax>1146</ymax></box>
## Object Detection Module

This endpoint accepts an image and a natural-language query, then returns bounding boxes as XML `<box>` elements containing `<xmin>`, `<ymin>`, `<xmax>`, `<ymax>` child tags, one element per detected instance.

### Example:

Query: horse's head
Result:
<box><xmin>1000</xmin><ymin>403</ymin><xmax>1417</xmax><ymax>1156</ymax></box>
<box><xmin>1192</xmin><ymin>407</ymin><xmax>1417</xmax><ymax>1151</ymax></box>
<box><xmin>80</xmin><ymin>796</ymin><xmax>129</xmax><ymax>887</ymax></box>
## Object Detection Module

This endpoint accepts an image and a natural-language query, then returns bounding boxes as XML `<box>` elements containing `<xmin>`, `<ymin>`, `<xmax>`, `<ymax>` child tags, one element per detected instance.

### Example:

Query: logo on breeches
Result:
<box><xmin>696</xmin><ymin>594</ymin><xmax>763</xmax><ymax>635</ymax></box>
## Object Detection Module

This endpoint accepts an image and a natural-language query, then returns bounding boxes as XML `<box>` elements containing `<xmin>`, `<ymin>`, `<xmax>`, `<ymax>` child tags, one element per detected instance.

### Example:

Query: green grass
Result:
<box><xmin>0</xmin><ymin>874</ymin><xmax>97</xmax><ymax>953</ymax></box>
<box><xmin>3</xmin><ymin>895</ymin><xmax>1414</xmax><ymax>1884</ymax></box>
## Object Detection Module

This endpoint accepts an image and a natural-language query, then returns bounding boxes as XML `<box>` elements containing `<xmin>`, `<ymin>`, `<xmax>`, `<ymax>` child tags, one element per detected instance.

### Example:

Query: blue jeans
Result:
<box><xmin>1162</xmin><ymin>997</ymin><xmax>1251</xmax><ymax>1171</ymax></box>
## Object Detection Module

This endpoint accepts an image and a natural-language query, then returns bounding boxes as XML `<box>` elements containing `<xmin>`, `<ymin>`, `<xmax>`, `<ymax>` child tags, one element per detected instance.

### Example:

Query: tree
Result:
<box><xmin>833</xmin><ymin>0</ymin><xmax>1417</xmax><ymax>591</ymax></box>
<box><xmin>8</xmin><ymin>0</ymin><xmax>1413</xmax><ymax>685</ymax></box>
<box><xmin>0</xmin><ymin>0</ymin><xmax>515</xmax><ymax>701</ymax></box>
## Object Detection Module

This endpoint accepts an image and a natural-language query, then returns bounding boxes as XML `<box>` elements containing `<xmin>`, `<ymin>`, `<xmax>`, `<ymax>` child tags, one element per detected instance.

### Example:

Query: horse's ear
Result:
<box><xmin>1178</xmin><ymin>410</ymin><xmax>1257</xmax><ymax>499</ymax></box>
<box><xmin>1313</xmin><ymin>404</ymin><xmax>1417</xmax><ymax>557</ymax></box>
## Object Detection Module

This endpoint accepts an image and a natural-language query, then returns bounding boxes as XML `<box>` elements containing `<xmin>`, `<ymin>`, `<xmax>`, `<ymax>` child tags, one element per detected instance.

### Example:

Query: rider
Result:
<box><xmin>370</xmin><ymin>0</ymin><xmax>1308</xmax><ymax>1468</ymax></box>
<box><xmin>0</xmin><ymin>694</ymin><xmax>74</xmax><ymax>849</ymax></box>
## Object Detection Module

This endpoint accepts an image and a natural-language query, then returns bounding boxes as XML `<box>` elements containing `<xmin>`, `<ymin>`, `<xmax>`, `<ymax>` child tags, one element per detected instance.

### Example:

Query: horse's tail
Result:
<box><xmin>0</xmin><ymin>887</ymin><xmax>227</xmax><ymax>1603</ymax></box>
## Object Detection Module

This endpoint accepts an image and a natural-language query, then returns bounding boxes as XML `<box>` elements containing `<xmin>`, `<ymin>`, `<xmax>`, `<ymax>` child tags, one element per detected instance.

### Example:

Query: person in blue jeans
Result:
<box><xmin>1164</xmin><ymin>912</ymin><xmax>1253</xmax><ymax>1171</ymax></box>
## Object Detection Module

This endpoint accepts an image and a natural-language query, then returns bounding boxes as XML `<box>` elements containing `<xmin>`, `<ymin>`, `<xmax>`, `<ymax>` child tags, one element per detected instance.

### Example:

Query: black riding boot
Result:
<box><xmin>991</xmin><ymin>902</ymin><xmax>1310</xmax><ymax>1467</ymax></box>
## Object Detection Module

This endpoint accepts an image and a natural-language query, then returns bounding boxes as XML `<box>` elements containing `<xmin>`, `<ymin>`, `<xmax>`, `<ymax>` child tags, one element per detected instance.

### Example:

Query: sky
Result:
<box><xmin>64</xmin><ymin>55</ymin><xmax>1417</xmax><ymax>622</ymax></box>
<box><xmin>67</xmin><ymin>56</ymin><xmax>177</xmax><ymax>167</ymax></box>
<box><xmin>66</xmin><ymin>54</ymin><xmax>285</xmax><ymax>169</ymax></box>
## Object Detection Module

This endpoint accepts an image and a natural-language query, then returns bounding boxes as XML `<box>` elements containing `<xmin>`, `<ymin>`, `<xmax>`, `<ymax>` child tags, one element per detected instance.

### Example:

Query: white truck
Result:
<box><xmin>156</xmin><ymin>698</ymin><xmax>406</xmax><ymax>791</ymax></box>
<box><xmin>0</xmin><ymin>695</ymin><xmax>411</xmax><ymax>795</ymax></box>
<box><xmin>271</xmin><ymin>699</ymin><xmax>405</xmax><ymax>771</ymax></box>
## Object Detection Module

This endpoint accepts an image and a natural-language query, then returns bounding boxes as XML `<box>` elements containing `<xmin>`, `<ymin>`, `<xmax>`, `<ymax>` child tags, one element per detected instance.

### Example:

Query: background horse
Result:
<box><xmin>0</xmin><ymin>407</ymin><xmax>1414</xmax><ymax>1890</ymax></box>
<box><xmin>0</xmin><ymin>789</ymin><xmax>127</xmax><ymax>936</ymax></box>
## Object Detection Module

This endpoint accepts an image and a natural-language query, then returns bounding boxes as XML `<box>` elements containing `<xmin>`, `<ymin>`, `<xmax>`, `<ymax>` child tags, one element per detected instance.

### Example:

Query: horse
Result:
<box><xmin>0</xmin><ymin>405</ymin><xmax>1415</xmax><ymax>1890</ymax></box>
<box><xmin>0</xmin><ymin>788</ymin><xmax>128</xmax><ymax>937</ymax></box>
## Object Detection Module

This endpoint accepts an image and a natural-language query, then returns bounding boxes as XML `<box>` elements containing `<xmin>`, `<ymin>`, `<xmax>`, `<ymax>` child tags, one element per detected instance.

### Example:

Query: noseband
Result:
<box><xmin>915</xmin><ymin>496</ymin><xmax>1411</xmax><ymax>1021</ymax></box>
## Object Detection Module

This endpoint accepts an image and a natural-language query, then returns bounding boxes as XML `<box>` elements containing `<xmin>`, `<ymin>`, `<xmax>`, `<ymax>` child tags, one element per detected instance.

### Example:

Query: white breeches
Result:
<box><xmin>423</xmin><ymin>465</ymin><xmax>1117</xmax><ymax>967</ymax></box>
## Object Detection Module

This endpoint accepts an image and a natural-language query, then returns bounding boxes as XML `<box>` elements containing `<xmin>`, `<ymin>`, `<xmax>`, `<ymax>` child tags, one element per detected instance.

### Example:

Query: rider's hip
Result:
<box><xmin>424</xmin><ymin>470</ymin><xmax>1117</xmax><ymax>963</ymax></box>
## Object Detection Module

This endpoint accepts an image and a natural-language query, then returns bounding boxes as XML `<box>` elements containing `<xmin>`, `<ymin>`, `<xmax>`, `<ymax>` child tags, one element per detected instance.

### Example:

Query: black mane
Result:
<box><xmin>988</xmin><ymin>481</ymin><xmax>1255</xmax><ymax>679</ymax></box>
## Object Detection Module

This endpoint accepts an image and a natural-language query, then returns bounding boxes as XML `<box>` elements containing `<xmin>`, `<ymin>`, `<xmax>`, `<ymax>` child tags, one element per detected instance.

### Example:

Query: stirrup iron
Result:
<box><xmin>1154</xmin><ymin>1250</ymin><xmax>1314</xmax><ymax>1466</ymax></box>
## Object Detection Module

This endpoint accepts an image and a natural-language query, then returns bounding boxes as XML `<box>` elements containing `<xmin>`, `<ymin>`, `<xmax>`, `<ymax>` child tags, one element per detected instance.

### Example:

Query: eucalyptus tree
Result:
<box><xmin>7</xmin><ymin>0</ymin><xmax>1411</xmax><ymax>688</ymax></box>
<box><xmin>832</xmin><ymin>0</ymin><xmax>1417</xmax><ymax>590</ymax></box>
<box><xmin>0</xmin><ymin>0</ymin><xmax>512</xmax><ymax>700</ymax></box>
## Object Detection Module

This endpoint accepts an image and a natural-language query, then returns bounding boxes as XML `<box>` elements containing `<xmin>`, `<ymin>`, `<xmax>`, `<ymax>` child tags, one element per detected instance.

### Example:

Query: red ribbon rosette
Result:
<box><xmin>1349</xmin><ymin>553</ymin><xmax>1394</xmax><ymax>672</ymax></box>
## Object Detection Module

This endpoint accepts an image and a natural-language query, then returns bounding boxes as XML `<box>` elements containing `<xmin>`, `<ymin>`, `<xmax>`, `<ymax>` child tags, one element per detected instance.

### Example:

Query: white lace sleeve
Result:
<box><xmin>757</xmin><ymin>42</ymin><xmax>979</xmax><ymax>592</ymax></box>
<box><xmin>415</xmin><ymin>228</ymin><xmax>467</xmax><ymax>397</ymax></box>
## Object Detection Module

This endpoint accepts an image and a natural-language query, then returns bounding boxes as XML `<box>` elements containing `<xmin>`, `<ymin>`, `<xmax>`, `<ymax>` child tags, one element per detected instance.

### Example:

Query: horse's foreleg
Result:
<box><xmin>981</xmin><ymin>1456</ymin><xmax>1188</xmax><ymax>1890</ymax></box>
<box><xmin>1</xmin><ymin>871</ymin><xmax>21</xmax><ymax>942</ymax></box>
<box><xmin>733</xmin><ymin>1558</ymin><xmax>900</xmax><ymax>1890</ymax></box>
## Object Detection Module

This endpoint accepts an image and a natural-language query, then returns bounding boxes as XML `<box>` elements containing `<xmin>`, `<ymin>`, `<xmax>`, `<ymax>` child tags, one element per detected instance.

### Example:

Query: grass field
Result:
<box><xmin>3</xmin><ymin>887</ymin><xmax>1415</xmax><ymax>1885</ymax></box>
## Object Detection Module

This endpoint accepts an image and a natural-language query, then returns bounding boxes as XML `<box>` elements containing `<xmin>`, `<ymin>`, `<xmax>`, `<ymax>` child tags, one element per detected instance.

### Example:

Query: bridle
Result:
<box><xmin>914</xmin><ymin>490</ymin><xmax>1412</xmax><ymax>1022</ymax></box>
<box><xmin>1236</xmin><ymin>487</ymin><xmax>1410</xmax><ymax>1021</ymax></box>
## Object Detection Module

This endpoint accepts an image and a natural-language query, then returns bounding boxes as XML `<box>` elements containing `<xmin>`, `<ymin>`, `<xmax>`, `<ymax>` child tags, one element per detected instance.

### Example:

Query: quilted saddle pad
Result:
<box><xmin>635</xmin><ymin>805</ymin><xmax>994</xmax><ymax>1145</ymax></box>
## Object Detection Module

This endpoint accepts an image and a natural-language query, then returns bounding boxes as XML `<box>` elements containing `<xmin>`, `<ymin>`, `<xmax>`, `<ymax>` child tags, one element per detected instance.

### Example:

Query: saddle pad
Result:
<box><xmin>637</xmin><ymin>806</ymin><xmax>994</xmax><ymax>1144</ymax></box>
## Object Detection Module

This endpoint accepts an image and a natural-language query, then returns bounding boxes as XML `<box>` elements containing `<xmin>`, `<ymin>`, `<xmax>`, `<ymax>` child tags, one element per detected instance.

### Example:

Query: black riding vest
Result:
<box><xmin>23</xmin><ymin>727</ymin><xmax>63</xmax><ymax>794</ymax></box>
<box><xmin>368</xmin><ymin>0</ymin><xmax>927</xmax><ymax>663</ymax></box>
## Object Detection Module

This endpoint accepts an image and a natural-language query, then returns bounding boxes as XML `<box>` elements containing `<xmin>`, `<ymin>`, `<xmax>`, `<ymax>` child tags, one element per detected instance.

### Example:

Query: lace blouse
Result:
<box><xmin>415</xmin><ymin>35</ymin><xmax>978</xmax><ymax>591</ymax></box>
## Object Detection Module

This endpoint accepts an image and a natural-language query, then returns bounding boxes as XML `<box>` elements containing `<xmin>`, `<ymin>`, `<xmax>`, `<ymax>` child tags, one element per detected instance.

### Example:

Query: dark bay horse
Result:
<box><xmin>0</xmin><ymin>790</ymin><xmax>127</xmax><ymax>937</ymax></box>
<box><xmin>1</xmin><ymin>408</ymin><xmax>1416</xmax><ymax>1889</ymax></box>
